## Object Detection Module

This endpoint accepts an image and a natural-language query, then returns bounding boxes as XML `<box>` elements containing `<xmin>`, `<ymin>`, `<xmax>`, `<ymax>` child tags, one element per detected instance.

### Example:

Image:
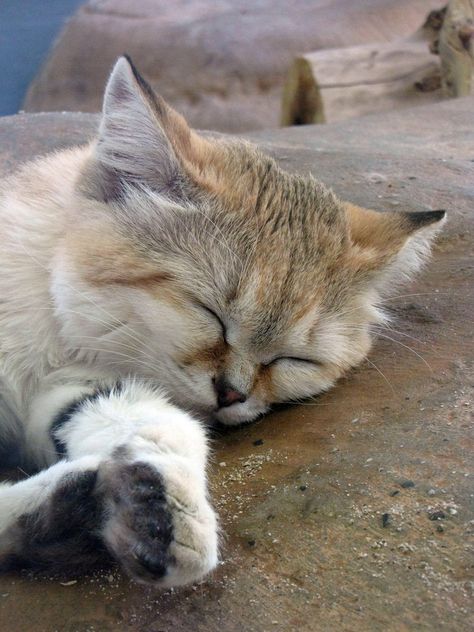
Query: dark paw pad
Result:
<box><xmin>100</xmin><ymin>462</ymin><xmax>175</xmax><ymax>582</ymax></box>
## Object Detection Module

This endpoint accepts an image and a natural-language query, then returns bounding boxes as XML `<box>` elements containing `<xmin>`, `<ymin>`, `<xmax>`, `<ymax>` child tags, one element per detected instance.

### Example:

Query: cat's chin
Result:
<box><xmin>213</xmin><ymin>402</ymin><xmax>269</xmax><ymax>427</ymax></box>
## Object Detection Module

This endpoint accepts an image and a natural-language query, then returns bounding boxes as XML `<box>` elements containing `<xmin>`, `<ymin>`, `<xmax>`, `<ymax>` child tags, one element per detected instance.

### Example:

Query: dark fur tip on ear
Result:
<box><xmin>406</xmin><ymin>209</ymin><xmax>447</xmax><ymax>228</ymax></box>
<box><xmin>121</xmin><ymin>54</ymin><xmax>142</xmax><ymax>85</ymax></box>
<box><xmin>122</xmin><ymin>53</ymin><xmax>134</xmax><ymax>67</ymax></box>
<box><xmin>116</xmin><ymin>54</ymin><xmax>162</xmax><ymax>115</ymax></box>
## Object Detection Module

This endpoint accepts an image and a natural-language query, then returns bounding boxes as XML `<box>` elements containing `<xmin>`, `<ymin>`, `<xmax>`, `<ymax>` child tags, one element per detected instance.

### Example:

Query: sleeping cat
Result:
<box><xmin>0</xmin><ymin>57</ymin><xmax>445</xmax><ymax>586</ymax></box>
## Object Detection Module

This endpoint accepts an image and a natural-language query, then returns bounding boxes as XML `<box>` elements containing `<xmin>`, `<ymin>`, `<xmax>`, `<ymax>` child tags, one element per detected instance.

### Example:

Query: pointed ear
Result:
<box><xmin>88</xmin><ymin>56</ymin><xmax>212</xmax><ymax>201</ymax></box>
<box><xmin>345</xmin><ymin>203</ymin><xmax>446</xmax><ymax>285</ymax></box>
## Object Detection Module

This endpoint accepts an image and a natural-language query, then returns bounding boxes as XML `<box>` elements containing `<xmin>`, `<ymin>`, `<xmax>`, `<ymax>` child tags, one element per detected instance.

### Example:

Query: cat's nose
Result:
<box><xmin>214</xmin><ymin>377</ymin><xmax>247</xmax><ymax>408</ymax></box>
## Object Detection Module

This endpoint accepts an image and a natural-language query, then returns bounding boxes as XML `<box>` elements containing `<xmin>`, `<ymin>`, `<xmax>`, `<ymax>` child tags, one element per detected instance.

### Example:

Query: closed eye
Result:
<box><xmin>198</xmin><ymin>303</ymin><xmax>227</xmax><ymax>341</ymax></box>
<box><xmin>264</xmin><ymin>356</ymin><xmax>322</xmax><ymax>368</ymax></box>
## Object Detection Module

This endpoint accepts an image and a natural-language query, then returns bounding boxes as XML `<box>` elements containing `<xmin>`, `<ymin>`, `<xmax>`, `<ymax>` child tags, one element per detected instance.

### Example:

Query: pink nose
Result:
<box><xmin>215</xmin><ymin>378</ymin><xmax>247</xmax><ymax>408</ymax></box>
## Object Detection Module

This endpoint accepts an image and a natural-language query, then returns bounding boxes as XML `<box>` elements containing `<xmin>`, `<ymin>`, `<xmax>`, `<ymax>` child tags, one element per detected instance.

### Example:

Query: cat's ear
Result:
<box><xmin>88</xmin><ymin>56</ymin><xmax>213</xmax><ymax>201</ymax></box>
<box><xmin>345</xmin><ymin>203</ymin><xmax>446</xmax><ymax>287</ymax></box>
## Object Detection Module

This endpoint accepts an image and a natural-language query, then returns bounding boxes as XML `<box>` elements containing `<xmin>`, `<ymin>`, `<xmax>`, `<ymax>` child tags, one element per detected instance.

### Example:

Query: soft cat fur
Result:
<box><xmin>0</xmin><ymin>57</ymin><xmax>445</xmax><ymax>585</ymax></box>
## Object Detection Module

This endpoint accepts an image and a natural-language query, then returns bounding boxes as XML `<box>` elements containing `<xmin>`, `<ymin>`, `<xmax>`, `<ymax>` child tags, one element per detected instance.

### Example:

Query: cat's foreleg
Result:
<box><xmin>0</xmin><ymin>455</ymin><xmax>105</xmax><ymax>572</ymax></box>
<box><xmin>0</xmin><ymin>380</ymin><xmax>218</xmax><ymax>586</ymax></box>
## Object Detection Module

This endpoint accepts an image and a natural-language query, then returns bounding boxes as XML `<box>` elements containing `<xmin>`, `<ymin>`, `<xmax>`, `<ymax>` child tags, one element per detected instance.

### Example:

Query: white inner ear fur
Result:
<box><xmin>97</xmin><ymin>57</ymin><xmax>181</xmax><ymax>190</ymax></box>
<box><xmin>375</xmin><ymin>215</ymin><xmax>447</xmax><ymax>293</ymax></box>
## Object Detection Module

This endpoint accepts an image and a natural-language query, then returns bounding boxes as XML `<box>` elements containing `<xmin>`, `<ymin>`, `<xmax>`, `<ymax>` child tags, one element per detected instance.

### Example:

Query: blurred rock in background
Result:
<box><xmin>23</xmin><ymin>0</ymin><xmax>446</xmax><ymax>132</ymax></box>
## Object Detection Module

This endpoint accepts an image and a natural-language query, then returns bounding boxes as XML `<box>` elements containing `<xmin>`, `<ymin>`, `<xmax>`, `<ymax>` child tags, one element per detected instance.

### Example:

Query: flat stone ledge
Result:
<box><xmin>0</xmin><ymin>99</ymin><xmax>473</xmax><ymax>631</ymax></box>
<box><xmin>23</xmin><ymin>0</ymin><xmax>445</xmax><ymax>132</ymax></box>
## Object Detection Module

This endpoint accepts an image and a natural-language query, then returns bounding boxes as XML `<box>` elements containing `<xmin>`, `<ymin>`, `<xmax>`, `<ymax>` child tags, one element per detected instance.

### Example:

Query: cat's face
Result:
<box><xmin>80</xmin><ymin>185</ymin><xmax>377</xmax><ymax>426</ymax></box>
<box><xmin>62</xmin><ymin>57</ymin><xmax>445</xmax><ymax>425</ymax></box>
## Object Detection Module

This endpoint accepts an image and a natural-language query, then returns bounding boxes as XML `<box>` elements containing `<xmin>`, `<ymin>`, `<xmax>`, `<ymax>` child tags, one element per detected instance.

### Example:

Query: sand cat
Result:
<box><xmin>0</xmin><ymin>57</ymin><xmax>445</xmax><ymax>585</ymax></box>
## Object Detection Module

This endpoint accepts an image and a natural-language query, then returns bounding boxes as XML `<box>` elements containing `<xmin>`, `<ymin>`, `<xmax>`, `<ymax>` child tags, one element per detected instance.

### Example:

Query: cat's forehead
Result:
<box><xmin>161</xmin><ymin>200</ymin><xmax>353</xmax><ymax>337</ymax></box>
<box><xmin>223</xmin><ymin>259</ymin><xmax>332</xmax><ymax>346</ymax></box>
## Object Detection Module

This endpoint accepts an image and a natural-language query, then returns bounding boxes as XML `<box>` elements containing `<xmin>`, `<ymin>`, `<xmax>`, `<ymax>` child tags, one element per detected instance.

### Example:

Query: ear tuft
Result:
<box><xmin>86</xmin><ymin>56</ymin><xmax>218</xmax><ymax>203</ymax></box>
<box><xmin>345</xmin><ymin>203</ymin><xmax>446</xmax><ymax>288</ymax></box>
<box><xmin>404</xmin><ymin>209</ymin><xmax>447</xmax><ymax>228</ymax></box>
<box><xmin>89</xmin><ymin>56</ymin><xmax>183</xmax><ymax>202</ymax></box>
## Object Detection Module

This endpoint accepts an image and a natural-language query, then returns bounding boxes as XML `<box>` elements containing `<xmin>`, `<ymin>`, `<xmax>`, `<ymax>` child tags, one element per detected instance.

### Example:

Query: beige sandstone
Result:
<box><xmin>24</xmin><ymin>0</ymin><xmax>445</xmax><ymax>132</ymax></box>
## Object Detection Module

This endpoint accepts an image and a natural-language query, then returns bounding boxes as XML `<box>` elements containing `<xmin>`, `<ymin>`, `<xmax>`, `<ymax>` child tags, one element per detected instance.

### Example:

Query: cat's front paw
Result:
<box><xmin>99</xmin><ymin>457</ymin><xmax>218</xmax><ymax>587</ymax></box>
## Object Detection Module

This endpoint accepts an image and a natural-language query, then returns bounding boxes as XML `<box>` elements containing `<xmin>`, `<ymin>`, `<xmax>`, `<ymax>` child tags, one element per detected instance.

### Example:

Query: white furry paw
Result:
<box><xmin>0</xmin><ymin>453</ymin><xmax>218</xmax><ymax>587</ymax></box>
<box><xmin>99</xmin><ymin>454</ymin><xmax>218</xmax><ymax>587</ymax></box>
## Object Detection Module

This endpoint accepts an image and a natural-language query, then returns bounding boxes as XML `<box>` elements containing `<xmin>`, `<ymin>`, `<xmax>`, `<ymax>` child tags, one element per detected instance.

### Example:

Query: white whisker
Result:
<box><xmin>34</xmin><ymin>305</ymin><xmax>161</xmax><ymax>366</ymax></box>
<box><xmin>78</xmin><ymin>347</ymin><xmax>162</xmax><ymax>375</ymax></box>
<box><xmin>18</xmin><ymin>241</ymin><xmax>151</xmax><ymax>351</ymax></box>
<box><xmin>364</xmin><ymin>357</ymin><xmax>396</xmax><ymax>393</ymax></box>
<box><xmin>337</xmin><ymin>291</ymin><xmax>448</xmax><ymax>320</ymax></box>
<box><xmin>371</xmin><ymin>331</ymin><xmax>434</xmax><ymax>372</ymax></box>
<box><xmin>341</xmin><ymin>323</ymin><xmax>436</xmax><ymax>371</ymax></box>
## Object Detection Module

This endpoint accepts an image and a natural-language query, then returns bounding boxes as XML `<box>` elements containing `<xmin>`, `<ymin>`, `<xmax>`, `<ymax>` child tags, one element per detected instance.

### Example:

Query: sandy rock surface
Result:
<box><xmin>0</xmin><ymin>97</ymin><xmax>473</xmax><ymax>630</ymax></box>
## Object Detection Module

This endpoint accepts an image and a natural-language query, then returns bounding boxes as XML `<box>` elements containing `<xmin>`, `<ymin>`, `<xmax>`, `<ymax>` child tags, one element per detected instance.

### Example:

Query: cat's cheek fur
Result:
<box><xmin>214</xmin><ymin>398</ymin><xmax>269</xmax><ymax>426</ymax></box>
<box><xmin>215</xmin><ymin>340</ymin><xmax>371</xmax><ymax>426</ymax></box>
<box><xmin>52</xmin><ymin>261</ymin><xmax>220</xmax><ymax>413</ymax></box>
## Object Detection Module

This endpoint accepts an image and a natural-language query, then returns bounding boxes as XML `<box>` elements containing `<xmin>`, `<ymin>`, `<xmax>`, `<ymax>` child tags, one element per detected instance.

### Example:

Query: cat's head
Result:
<box><xmin>60</xmin><ymin>57</ymin><xmax>445</xmax><ymax>425</ymax></box>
